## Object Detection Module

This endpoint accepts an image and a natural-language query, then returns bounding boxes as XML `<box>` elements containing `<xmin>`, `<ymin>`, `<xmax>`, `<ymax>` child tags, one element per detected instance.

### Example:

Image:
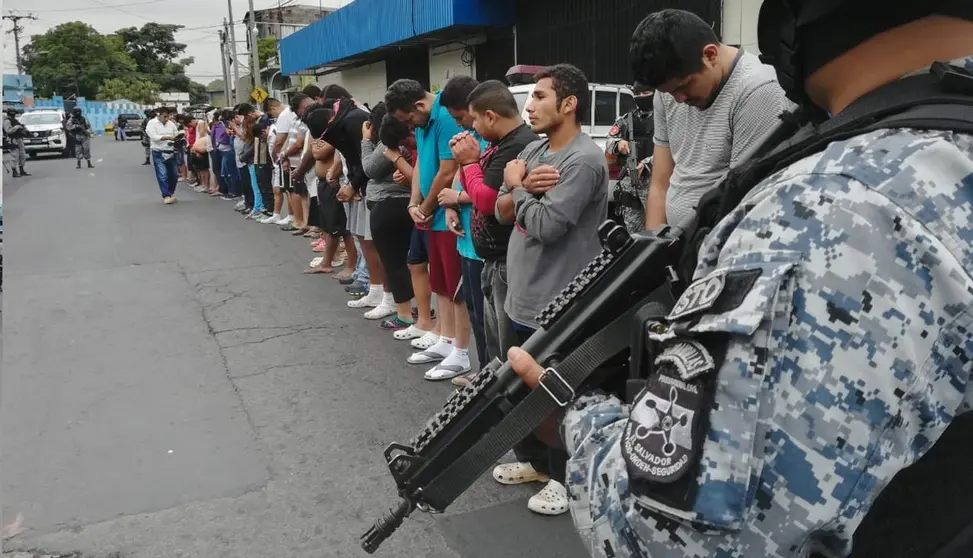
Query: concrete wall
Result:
<box><xmin>722</xmin><ymin>0</ymin><xmax>762</xmax><ymax>53</ymax></box>
<box><xmin>321</xmin><ymin>61</ymin><xmax>389</xmax><ymax>108</ymax></box>
<box><xmin>429</xmin><ymin>46</ymin><xmax>476</xmax><ymax>93</ymax></box>
<box><xmin>31</xmin><ymin>97</ymin><xmax>152</xmax><ymax>136</ymax></box>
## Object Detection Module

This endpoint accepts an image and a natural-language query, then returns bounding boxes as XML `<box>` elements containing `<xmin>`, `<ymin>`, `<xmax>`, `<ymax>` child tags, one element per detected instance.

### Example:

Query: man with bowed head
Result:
<box><xmin>504</xmin><ymin>4</ymin><xmax>973</xmax><ymax>558</ymax></box>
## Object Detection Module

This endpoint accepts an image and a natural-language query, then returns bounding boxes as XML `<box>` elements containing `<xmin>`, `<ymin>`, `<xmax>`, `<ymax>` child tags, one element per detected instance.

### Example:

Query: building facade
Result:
<box><xmin>279</xmin><ymin>0</ymin><xmax>764</xmax><ymax>107</ymax></box>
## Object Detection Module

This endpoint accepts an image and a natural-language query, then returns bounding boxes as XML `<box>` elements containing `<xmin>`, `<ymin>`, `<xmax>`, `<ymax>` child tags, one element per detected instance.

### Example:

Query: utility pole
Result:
<box><xmin>226</xmin><ymin>0</ymin><xmax>241</xmax><ymax>103</ymax></box>
<box><xmin>248</xmin><ymin>0</ymin><xmax>260</xmax><ymax>92</ymax></box>
<box><xmin>3</xmin><ymin>12</ymin><xmax>37</xmax><ymax>74</ymax></box>
<box><xmin>219</xmin><ymin>24</ymin><xmax>232</xmax><ymax>106</ymax></box>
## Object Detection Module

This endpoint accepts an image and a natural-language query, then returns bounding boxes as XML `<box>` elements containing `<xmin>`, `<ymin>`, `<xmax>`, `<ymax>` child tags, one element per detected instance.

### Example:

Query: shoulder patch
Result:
<box><xmin>655</xmin><ymin>340</ymin><xmax>715</xmax><ymax>381</ymax></box>
<box><xmin>668</xmin><ymin>273</ymin><xmax>725</xmax><ymax>321</ymax></box>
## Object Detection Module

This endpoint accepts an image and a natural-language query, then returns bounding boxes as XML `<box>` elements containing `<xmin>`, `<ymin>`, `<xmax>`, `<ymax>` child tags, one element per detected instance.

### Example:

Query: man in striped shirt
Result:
<box><xmin>633</xmin><ymin>9</ymin><xmax>794</xmax><ymax>229</ymax></box>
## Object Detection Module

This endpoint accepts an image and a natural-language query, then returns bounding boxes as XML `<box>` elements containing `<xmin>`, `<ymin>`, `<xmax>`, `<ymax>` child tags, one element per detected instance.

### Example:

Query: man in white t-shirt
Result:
<box><xmin>275</xmin><ymin>94</ymin><xmax>314</xmax><ymax>230</ymax></box>
<box><xmin>631</xmin><ymin>9</ymin><xmax>794</xmax><ymax>229</ymax></box>
<box><xmin>259</xmin><ymin>99</ymin><xmax>289</xmax><ymax>224</ymax></box>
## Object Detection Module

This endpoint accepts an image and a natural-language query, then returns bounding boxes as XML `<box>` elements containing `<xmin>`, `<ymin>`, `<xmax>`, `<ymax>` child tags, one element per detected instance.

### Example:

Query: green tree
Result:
<box><xmin>258</xmin><ymin>36</ymin><xmax>278</xmax><ymax>68</ymax></box>
<box><xmin>113</xmin><ymin>23</ymin><xmax>208</xmax><ymax>103</ymax></box>
<box><xmin>22</xmin><ymin>22</ymin><xmax>137</xmax><ymax>99</ymax></box>
<box><xmin>97</xmin><ymin>77</ymin><xmax>161</xmax><ymax>104</ymax></box>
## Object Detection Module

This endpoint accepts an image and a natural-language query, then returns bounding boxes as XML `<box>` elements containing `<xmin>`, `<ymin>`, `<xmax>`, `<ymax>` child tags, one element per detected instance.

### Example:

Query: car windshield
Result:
<box><xmin>20</xmin><ymin>112</ymin><xmax>62</xmax><ymax>125</ymax></box>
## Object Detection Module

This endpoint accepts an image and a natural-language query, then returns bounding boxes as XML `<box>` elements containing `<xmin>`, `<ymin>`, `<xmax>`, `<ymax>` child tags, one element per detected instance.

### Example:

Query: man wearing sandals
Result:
<box><xmin>492</xmin><ymin>64</ymin><xmax>609</xmax><ymax>516</ymax></box>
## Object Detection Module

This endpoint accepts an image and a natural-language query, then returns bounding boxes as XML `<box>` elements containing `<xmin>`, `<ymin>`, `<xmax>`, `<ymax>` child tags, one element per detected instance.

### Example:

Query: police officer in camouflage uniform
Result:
<box><xmin>67</xmin><ymin>107</ymin><xmax>94</xmax><ymax>169</ymax></box>
<box><xmin>605</xmin><ymin>82</ymin><xmax>654</xmax><ymax>232</ymax></box>
<box><xmin>3</xmin><ymin>109</ymin><xmax>30</xmax><ymax>177</ymax></box>
<box><xmin>505</xmin><ymin>3</ymin><xmax>973</xmax><ymax>557</ymax></box>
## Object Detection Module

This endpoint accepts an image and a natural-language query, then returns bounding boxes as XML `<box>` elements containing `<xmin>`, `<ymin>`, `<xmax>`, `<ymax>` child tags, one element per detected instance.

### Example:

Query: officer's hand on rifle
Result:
<box><xmin>616</xmin><ymin>139</ymin><xmax>630</xmax><ymax>155</ymax></box>
<box><xmin>508</xmin><ymin>347</ymin><xmax>564</xmax><ymax>449</ymax></box>
<box><xmin>523</xmin><ymin>165</ymin><xmax>560</xmax><ymax>195</ymax></box>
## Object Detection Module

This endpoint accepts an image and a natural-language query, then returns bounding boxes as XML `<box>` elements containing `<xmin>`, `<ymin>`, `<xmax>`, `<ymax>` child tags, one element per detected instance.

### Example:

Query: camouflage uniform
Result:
<box><xmin>561</xmin><ymin>59</ymin><xmax>973</xmax><ymax>558</ymax></box>
<box><xmin>605</xmin><ymin>107</ymin><xmax>653</xmax><ymax>232</ymax></box>
<box><xmin>67</xmin><ymin>114</ymin><xmax>92</xmax><ymax>162</ymax></box>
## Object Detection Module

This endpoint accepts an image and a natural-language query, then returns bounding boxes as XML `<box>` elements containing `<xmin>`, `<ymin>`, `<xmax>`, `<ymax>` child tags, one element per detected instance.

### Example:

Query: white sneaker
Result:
<box><xmin>527</xmin><ymin>480</ymin><xmax>569</xmax><ymax>516</ymax></box>
<box><xmin>272</xmin><ymin>215</ymin><xmax>291</xmax><ymax>225</ymax></box>
<box><xmin>348</xmin><ymin>290</ymin><xmax>382</xmax><ymax>308</ymax></box>
<box><xmin>364</xmin><ymin>303</ymin><xmax>396</xmax><ymax>320</ymax></box>
<box><xmin>410</xmin><ymin>331</ymin><xmax>440</xmax><ymax>350</ymax></box>
<box><xmin>394</xmin><ymin>324</ymin><xmax>428</xmax><ymax>341</ymax></box>
<box><xmin>234</xmin><ymin>199</ymin><xmax>246</xmax><ymax>210</ymax></box>
<box><xmin>260</xmin><ymin>213</ymin><xmax>280</xmax><ymax>224</ymax></box>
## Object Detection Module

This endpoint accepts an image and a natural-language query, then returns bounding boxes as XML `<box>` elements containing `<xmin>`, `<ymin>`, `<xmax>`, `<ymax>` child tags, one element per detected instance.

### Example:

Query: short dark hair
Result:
<box><xmin>385</xmin><ymin>79</ymin><xmax>426</xmax><ymax>113</ymax></box>
<box><xmin>368</xmin><ymin>102</ymin><xmax>387</xmax><ymax>136</ymax></box>
<box><xmin>302</xmin><ymin>103</ymin><xmax>334</xmax><ymax>137</ymax></box>
<box><xmin>262</xmin><ymin>98</ymin><xmax>281</xmax><ymax>112</ymax></box>
<box><xmin>534</xmin><ymin>64</ymin><xmax>589</xmax><ymax>120</ymax></box>
<box><xmin>253</xmin><ymin>120</ymin><xmax>269</xmax><ymax>136</ymax></box>
<box><xmin>468</xmin><ymin>80</ymin><xmax>520</xmax><ymax>118</ymax></box>
<box><xmin>322</xmin><ymin>84</ymin><xmax>351</xmax><ymax>101</ymax></box>
<box><xmin>440</xmin><ymin>75</ymin><xmax>479</xmax><ymax>111</ymax></box>
<box><xmin>302</xmin><ymin>84</ymin><xmax>322</xmax><ymax>99</ymax></box>
<box><xmin>289</xmin><ymin>93</ymin><xmax>310</xmax><ymax>113</ymax></box>
<box><xmin>630</xmin><ymin>9</ymin><xmax>720</xmax><ymax>88</ymax></box>
<box><xmin>157</xmin><ymin>106</ymin><xmax>172</xmax><ymax>115</ymax></box>
<box><xmin>220</xmin><ymin>108</ymin><xmax>235</xmax><ymax>121</ymax></box>
<box><xmin>379</xmin><ymin>113</ymin><xmax>411</xmax><ymax>148</ymax></box>
<box><xmin>236</xmin><ymin>103</ymin><xmax>255</xmax><ymax>116</ymax></box>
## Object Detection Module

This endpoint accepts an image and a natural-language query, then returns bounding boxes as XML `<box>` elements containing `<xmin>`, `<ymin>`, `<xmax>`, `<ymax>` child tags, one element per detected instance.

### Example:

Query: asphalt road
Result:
<box><xmin>2</xmin><ymin>138</ymin><xmax>588</xmax><ymax>558</ymax></box>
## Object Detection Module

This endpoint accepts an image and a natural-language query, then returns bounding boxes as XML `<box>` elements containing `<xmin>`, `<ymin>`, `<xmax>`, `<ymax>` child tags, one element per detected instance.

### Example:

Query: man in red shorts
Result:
<box><xmin>386</xmin><ymin>78</ymin><xmax>473</xmax><ymax>381</ymax></box>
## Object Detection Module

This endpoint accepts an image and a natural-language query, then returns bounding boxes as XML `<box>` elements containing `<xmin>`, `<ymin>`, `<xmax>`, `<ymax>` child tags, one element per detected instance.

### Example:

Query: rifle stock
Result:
<box><xmin>362</xmin><ymin>220</ymin><xmax>686</xmax><ymax>553</ymax></box>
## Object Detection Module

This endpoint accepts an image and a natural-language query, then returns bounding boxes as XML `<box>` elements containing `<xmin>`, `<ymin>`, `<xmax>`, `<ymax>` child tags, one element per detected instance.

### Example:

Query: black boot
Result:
<box><xmin>12</xmin><ymin>168</ymin><xmax>21</xmax><ymax>178</ymax></box>
<box><xmin>87</xmin><ymin>160</ymin><xmax>94</xmax><ymax>169</ymax></box>
<box><xmin>142</xmin><ymin>158</ymin><xmax>150</xmax><ymax>166</ymax></box>
<box><xmin>76</xmin><ymin>160</ymin><xmax>81</xmax><ymax>169</ymax></box>
<box><xmin>19</xmin><ymin>166</ymin><xmax>30</xmax><ymax>176</ymax></box>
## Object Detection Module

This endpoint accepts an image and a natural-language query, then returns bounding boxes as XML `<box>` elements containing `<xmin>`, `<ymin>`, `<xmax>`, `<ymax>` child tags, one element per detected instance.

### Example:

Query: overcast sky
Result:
<box><xmin>3</xmin><ymin>0</ymin><xmax>346</xmax><ymax>86</ymax></box>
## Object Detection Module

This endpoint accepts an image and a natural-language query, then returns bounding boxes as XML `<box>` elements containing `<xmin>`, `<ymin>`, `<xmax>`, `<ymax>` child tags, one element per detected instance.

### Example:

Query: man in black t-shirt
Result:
<box><xmin>447</xmin><ymin>80</ymin><xmax>539</xmax><ymax>388</ymax></box>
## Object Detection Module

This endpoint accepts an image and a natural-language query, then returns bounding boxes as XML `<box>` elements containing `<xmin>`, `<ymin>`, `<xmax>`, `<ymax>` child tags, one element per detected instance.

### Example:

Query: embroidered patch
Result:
<box><xmin>655</xmin><ymin>340</ymin><xmax>715</xmax><ymax>381</ymax></box>
<box><xmin>622</xmin><ymin>373</ymin><xmax>702</xmax><ymax>483</ymax></box>
<box><xmin>668</xmin><ymin>273</ymin><xmax>726</xmax><ymax>321</ymax></box>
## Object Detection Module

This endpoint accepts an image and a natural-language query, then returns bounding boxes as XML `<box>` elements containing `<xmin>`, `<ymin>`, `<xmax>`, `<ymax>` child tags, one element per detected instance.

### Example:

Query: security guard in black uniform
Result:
<box><xmin>605</xmin><ymin>82</ymin><xmax>654</xmax><ymax>232</ymax></box>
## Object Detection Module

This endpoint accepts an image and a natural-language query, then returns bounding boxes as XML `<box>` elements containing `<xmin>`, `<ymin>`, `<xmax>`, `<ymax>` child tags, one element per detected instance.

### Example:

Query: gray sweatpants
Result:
<box><xmin>14</xmin><ymin>139</ymin><xmax>25</xmax><ymax>167</ymax></box>
<box><xmin>75</xmin><ymin>136</ymin><xmax>91</xmax><ymax>161</ymax></box>
<box><xmin>481</xmin><ymin>260</ymin><xmax>518</xmax><ymax>366</ymax></box>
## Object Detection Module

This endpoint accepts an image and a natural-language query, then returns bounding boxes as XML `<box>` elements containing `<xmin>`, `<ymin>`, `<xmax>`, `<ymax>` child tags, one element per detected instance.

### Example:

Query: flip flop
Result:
<box><xmin>292</xmin><ymin>227</ymin><xmax>310</xmax><ymax>236</ymax></box>
<box><xmin>333</xmin><ymin>271</ymin><xmax>354</xmax><ymax>281</ymax></box>
<box><xmin>303</xmin><ymin>266</ymin><xmax>334</xmax><ymax>274</ymax></box>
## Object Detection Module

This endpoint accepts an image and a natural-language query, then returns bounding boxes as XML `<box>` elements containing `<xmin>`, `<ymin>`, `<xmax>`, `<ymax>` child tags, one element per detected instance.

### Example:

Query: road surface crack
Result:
<box><xmin>217</xmin><ymin>325</ymin><xmax>340</xmax><ymax>349</ymax></box>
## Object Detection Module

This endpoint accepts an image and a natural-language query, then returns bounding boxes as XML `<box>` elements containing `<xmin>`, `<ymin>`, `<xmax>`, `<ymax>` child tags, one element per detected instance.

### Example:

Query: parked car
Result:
<box><xmin>506</xmin><ymin>65</ymin><xmax>635</xmax><ymax>187</ymax></box>
<box><xmin>19</xmin><ymin>109</ymin><xmax>70</xmax><ymax>158</ymax></box>
<box><xmin>117</xmin><ymin>113</ymin><xmax>144</xmax><ymax>140</ymax></box>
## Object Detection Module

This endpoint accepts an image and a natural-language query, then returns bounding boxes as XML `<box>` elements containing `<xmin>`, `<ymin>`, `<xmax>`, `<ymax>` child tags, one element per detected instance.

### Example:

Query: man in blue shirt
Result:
<box><xmin>435</xmin><ymin>76</ymin><xmax>489</xmax><ymax>387</ymax></box>
<box><xmin>386</xmin><ymin>79</ymin><xmax>473</xmax><ymax>381</ymax></box>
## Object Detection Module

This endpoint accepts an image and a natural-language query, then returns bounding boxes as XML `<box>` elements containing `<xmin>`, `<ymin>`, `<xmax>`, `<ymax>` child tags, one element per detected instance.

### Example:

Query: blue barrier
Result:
<box><xmin>30</xmin><ymin>98</ymin><xmax>151</xmax><ymax>136</ymax></box>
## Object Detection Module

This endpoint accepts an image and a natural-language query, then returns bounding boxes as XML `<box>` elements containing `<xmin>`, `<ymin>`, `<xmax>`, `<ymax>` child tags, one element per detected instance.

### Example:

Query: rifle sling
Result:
<box><xmin>421</xmin><ymin>306</ymin><xmax>637</xmax><ymax>507</ymax></box>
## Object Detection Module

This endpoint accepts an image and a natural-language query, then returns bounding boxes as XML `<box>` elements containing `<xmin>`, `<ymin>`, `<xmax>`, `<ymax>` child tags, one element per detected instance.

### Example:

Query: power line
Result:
<box><xmin>8</xmin><ymin>1</ymin><xmax>165</xmax><ymax>13</ymax></box>
<box><xmin>88</xmin><ymin>0</ymin><xmax>155</xmax><ymax>22</ymax></box>
<box><xmin>4</xmin><ymin>12</ymin><xmax>37</xmax><ymax>73</ymax></box>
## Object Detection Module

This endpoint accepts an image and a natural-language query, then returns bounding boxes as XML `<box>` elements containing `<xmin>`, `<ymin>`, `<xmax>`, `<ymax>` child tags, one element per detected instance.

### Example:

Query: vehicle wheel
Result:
<box><xmin>28</xmin><ymin>152</ymin><xmax>37</xmax><ymax>158</ymax></box>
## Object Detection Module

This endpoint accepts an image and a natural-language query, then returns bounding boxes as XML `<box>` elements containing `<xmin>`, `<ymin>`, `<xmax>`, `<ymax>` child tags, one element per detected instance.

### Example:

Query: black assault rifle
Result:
<box><xmin>361</xmin><ymin>220</ymin><xmax>686</xmax><ymax>553</ymax></box>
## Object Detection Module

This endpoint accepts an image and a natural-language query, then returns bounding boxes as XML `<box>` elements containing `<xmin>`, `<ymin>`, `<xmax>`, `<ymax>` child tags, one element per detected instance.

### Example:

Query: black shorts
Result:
<box><xmin>189</xmin><ymin>152</ymin><xmax>210</xmax><ymax>172</ymax></box>
<box><xmin>279</xmin><ymin>169</ymin><xmax>293</xmax><ymax>193</ymax></box>
<box><xmin>292</xmin><ymin>174</ymin><xmax>308</xmax><ymax>197</ymax></box>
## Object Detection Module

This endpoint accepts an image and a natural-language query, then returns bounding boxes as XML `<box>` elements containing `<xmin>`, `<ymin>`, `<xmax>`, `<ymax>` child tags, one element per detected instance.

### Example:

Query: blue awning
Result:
<box><xmin>280</xmin><ymin>0</ymin><xmax>514</xmax><ymax>75</ymax></box>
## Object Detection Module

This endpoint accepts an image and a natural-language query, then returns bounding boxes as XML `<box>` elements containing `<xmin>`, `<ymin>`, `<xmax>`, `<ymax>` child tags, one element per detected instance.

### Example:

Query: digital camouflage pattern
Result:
<box><xmin>606</xmin><ymin>108</ymin><xmax>653</xmax><ymax>232</ymax></box>
<box><xmin>562</xmin><ymin>60</ymin><xmax>973</xmax><ymax>557</ymax></box>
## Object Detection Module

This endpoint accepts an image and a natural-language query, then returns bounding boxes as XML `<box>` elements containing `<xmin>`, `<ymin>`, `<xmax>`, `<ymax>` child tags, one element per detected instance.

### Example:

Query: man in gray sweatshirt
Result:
<box><xmin>493</xmin><ymin>63</ymin><xmax>608</xmax><ymax>516</ymax></box>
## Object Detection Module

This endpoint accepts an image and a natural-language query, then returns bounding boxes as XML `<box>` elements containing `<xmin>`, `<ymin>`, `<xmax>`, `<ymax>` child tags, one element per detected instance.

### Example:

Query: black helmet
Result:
<box><xmin>758</xmin><ymin>1</ymin><xmax>973</xmax><ymax>109</ymax></box>
<box><xmin>72</xmin><ymin>107</ymin><xmax>82</xmax><ymax>115</ymax></box>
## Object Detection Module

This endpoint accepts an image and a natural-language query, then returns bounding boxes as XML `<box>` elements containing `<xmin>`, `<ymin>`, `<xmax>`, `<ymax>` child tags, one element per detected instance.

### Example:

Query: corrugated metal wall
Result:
<box><xmin>513</xmin><ymin>0</ymin><xmax>722</xmax><ymax>85</ymax></box>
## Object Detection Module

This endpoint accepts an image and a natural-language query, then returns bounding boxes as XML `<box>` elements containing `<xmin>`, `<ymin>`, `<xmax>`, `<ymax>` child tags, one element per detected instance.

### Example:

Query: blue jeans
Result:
<box><xmin>151</xmin><ymin>150</ymin><xmax>179</xmax><ymax>198</ymax></box>
<box><xmin>210</xmin><ymin>151</ymin><xmax>225</xmax><ymax>193</ymax></box>
<box><xmin>248</xmin><ymin>165</ymin><xmax>264</xmax><ymax>212</ymax></box>
<box><xmin>218</xmin><ymin>149</ymin><xmax>239</xmax><ymax>197</ymax></box>
<box><xmin>352</xmin><ymin>237</ymin><xmax>369</xmax><ymax>286</ymax></box>
<box><xmin>461</xmin><ymin>257</ymin><xmax>487</xmax><ymax>366</ymax></box>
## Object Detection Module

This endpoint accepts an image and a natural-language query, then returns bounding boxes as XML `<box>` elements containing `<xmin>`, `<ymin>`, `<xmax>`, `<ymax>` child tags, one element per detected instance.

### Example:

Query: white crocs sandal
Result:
<box><xmin>424</xmin><ymin>362</ymin><xmax>471</xmax><ymax>381</ymax></box>
<box><xmin>527</xmin><ymin>480</ymin><xmax>569</xmax><ymax>516</ymax></box>
<box><xmin>410</xmin><ymin>331</ymin><xmax>440</xmax><ymax>349</ymax></box>
<box><xmin>492</xmin><ymin>462</ymin><xmax>551</xmax><ymax>485</ymax></box>
<box><xmin>407</xmin><ymin>349</ymin><xmax>446</xmax><ymax>365</ymax></box>
<box><xmin>393</xmin><ymin>324</ymin><xmax>427</xmax><ymax>341</ymax></box>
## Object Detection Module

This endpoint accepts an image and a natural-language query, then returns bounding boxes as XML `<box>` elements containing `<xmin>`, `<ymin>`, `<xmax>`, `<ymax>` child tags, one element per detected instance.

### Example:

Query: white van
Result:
<box><xmin>506</xmin><ymin>65</ymin><xmax>635</xmax><ymax>153</ymax></box>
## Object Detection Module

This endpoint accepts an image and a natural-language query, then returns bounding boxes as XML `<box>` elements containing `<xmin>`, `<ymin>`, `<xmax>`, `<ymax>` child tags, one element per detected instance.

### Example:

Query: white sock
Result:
<box><xmin>441</xmin><ymin>347</ymin><xmax>470</xmax><ymax>367</ymax></box>
<box><xmin>368</xmin><ymin>284</ymin><xmax>383</xmax><ymax>297</ymax></box>
<box><xmin>270</xmin><ymin>213</ymin><xmax>280</xmax><ymax>219</ymax></box>
<box><xmin>381</xmin><ymin>292</ymin><xmax>395</xmax><ymax>306</ymax></box>
<box><xmin>426</xmin><ymin>336</ymin><xmax>454</xmax><ymax>357</ymax></box>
